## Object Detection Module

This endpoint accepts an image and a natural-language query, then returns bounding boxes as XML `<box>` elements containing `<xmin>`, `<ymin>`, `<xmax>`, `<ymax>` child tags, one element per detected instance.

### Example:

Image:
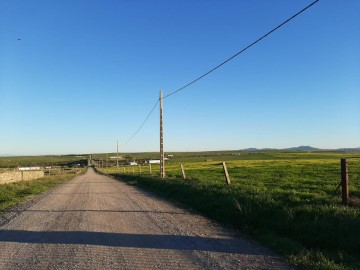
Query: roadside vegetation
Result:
<box><xmin>0</xmin><ymin>169</ymin><xmax>85</xmax><ymax>213</ymax></box>
<box><xmin>99</xmin><ymin>151</ymin><xmax>360</xmax><ymax>270</ymax></box>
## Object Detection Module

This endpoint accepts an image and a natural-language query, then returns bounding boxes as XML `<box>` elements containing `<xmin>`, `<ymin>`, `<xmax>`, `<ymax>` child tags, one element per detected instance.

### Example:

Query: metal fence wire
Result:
<box><xmin>99</xmin><ymin>158</ymin><xmax>360</xmax><ymax>206</ymax></box>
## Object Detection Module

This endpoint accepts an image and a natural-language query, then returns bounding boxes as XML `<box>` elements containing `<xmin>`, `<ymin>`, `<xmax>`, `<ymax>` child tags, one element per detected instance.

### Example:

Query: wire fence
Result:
<box><xmin>44</xmin><ymin>167</ymin><xmax>84</xmax><ymax>176</ymax></box>
<box><xmin>0</xmin><ymin>167</ymin><xmax>83</xmax><ymax>175</ymax></box>
<box><xmin>100</xmin><ymin>158</ymin><xmax>360</xmax><ymax>205</ymax></box>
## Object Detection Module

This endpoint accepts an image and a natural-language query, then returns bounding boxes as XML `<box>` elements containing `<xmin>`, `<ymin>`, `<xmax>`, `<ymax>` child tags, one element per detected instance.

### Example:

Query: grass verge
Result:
<box><xmin>0</xmin><ymin>171</ymin><xmax>84</xmax><ymax>213</ymax></box>
<box><xmin>99</xmin><ymin>167</ymin><xmax>360</xmax><ymax>270</ymax></box>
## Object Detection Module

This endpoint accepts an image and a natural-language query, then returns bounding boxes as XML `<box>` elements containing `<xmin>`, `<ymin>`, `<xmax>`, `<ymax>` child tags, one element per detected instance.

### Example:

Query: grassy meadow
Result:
<box><xmin>0</xmin><ymin>155</ymin><xmax>88</xmax><ymax>168</ymax></box>
<box><xmin>99</xmin><ymin>151</ymin><xmax>360</xmax><ymax>270</ymax></box>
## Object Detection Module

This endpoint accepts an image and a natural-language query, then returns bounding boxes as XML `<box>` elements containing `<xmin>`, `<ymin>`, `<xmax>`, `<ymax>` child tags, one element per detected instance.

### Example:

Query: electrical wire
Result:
<box><xmin>124</xmin><ymin>99</ymin><xmax>159</xmax><ymax>144</ymax></box>
<box><xmin>124</xmin><ymin>0</ymin><xmax>320</xmax><ymax>143</ymax></box>
<box><xmin>163</xmin><ymin>0</ymin><xmax>320</xmax><ymax>99</ymax></box>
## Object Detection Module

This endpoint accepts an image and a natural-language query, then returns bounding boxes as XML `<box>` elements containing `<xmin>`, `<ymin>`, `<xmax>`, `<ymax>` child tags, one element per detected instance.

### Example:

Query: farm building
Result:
<box><xmin>145</xmin><ymin>159</ymin><xmax>168</xmax><ymax>164</ymax></box>
<box><xmin>18</xmin><ymin>167</ymin><xmax>42</xmax><ymax>171</ymax></box>
<box><xmin>146</xmin><ymin>160</ymin><xmax>160</xmax><ymax>164</ymax></box>
<box><xmin>110</xmin><ymin>156</ymin><xmax>123</xmax><ymax>159</ymax></box>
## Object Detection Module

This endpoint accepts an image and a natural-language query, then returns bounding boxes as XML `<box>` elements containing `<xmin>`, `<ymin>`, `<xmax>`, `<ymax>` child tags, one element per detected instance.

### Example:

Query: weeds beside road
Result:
<box><xmin>0</xmin><ymin>170</ymin><xmax>85</xmax><ymax>213</ymax></box>
<box><xmin>99</xmin><ymin>154</ymin><xmax>360</xmax><ymax>270</ymax></box>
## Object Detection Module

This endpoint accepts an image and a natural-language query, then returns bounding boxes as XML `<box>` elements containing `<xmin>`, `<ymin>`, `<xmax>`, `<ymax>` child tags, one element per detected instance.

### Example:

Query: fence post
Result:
<box><xmin>149</xmin><ymin>164</ymin><xmax>152</xmax><ymax>174</ymax></box>
<box><xmin>139</xmin><ymin>165</ymin><xmax>142</xmax><ymax>174</ymax></box>
<box><xmin>223</xmin><ymin>162</ymin><xmax>231</xmax><ymax>185</ymax></box>
<box><xmin>180</xmin><ymin>163</ymin><xmax>186</xmax><ymax>179</ymax></box>
<box><xmin>132</xmin><ymin>167</ymin><xmax>134</xmax><ymax>174</ymax></box>
<box><xmin>341</xmin><ymin>159</ymin><xmax>349</xmax><ymax>205</ymax></box>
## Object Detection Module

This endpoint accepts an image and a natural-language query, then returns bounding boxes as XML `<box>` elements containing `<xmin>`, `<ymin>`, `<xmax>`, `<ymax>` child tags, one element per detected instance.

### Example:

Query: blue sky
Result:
<box><xmin>0</xmin><ymin>0</ymin><xmax>359</xmax><ymax>155</ymax></box>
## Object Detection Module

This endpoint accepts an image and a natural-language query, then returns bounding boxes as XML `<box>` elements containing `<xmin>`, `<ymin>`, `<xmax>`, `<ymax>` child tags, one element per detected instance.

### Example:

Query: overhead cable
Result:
<box><xmin>124</xmin><ymin>0</ymin><xmax>320</xmax><ymax>143</ymax></box>
<box><xmin>124</xmin><ymin>99</ymin><xmax>159</xmax><ymax>144</ymax></box>
<box><xmin>163</xmin><ymin>0</ymin><xmax>320</xmax><ymax>99</ymax></box>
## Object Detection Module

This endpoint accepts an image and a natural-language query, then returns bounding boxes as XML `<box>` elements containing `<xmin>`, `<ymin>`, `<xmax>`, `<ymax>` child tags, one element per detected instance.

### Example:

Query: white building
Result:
<box><xmin>18</xmin><ymin>167</ymin><xmax>41</xmax><ymax>171</ymax></box>
<box><xmin>146</xmin><ymin>160</ymin><xmax>160</xmax><ymax>164</ymax></box>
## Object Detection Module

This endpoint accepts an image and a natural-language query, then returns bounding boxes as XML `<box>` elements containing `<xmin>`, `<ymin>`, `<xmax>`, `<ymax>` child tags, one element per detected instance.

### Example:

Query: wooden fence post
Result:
<box><xmin>180</xmin><ymin>163</ymin><xmax>186</xmax><ymax>179</ymax></box>
<box><xmin>149</xmin><ymin>164</ymin><xmax>152</xmax><ymax>174</ymax></box>
<box><xmin>132</xmin><ymin>167</ymin><xmax>134</xmax><ymax>173</ymax></box>
<box><xmin>223</xmin><ymin>162</ymin><xmax>231</xmax><ymax>185</ymax></box>
<box><xmin>341</xmin><ymin>159</ymin><xmax>349</xmax><ymax>205</ymax></box>
<box><xmin>139</xmin><ymin>165</ymin><xmax>142</xmax><ymax>174</ymax></box>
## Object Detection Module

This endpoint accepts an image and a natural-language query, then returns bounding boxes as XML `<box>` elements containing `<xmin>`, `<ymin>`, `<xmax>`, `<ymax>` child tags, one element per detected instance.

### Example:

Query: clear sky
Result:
<box><xmin>0</xmin><ymin>0</ymin><xmax>359</xmax><ymax>155</ymax></box>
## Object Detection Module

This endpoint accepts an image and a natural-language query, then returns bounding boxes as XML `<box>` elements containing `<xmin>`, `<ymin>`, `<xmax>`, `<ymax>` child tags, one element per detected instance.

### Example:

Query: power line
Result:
<box><xmin>124</xmin><ymin>0</ymin><xmax>320</xmax><ymax>144</ymax></box>
<box><xmin>124</xmin><ymin>99</ymin><xmax>159</xmax><ymax>144</ymax></box>
<box><xmin>163</xmin><ymin>0</ymin><xmax>320</xmax><ymax>99</ymax></box>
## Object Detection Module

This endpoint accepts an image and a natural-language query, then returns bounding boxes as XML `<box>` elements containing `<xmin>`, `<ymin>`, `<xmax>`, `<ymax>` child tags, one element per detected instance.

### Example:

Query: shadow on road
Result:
<box><xmin>1</xmin><ymin>209</ymin><xmax>190</xmax><ymax>215</ymax></box>
<box><xmin>0</xmin><ymin>230</ymin><xmax>260</xmax><ymax>255</ymax></box>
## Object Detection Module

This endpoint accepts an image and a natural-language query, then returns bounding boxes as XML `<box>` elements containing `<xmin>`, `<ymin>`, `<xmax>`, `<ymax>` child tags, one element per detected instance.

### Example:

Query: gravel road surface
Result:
<box><xmin>0</xmin><ymin>168</ymin><xmax>293</xmax><ymax>269</ymax></box>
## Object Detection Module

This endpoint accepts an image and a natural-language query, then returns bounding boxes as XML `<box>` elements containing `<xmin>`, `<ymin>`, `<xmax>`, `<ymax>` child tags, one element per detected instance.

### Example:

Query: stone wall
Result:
<box><xmin>0</xmin><ymin>170</ymin><xmax>45</xmax><ymax>185</ymax></box>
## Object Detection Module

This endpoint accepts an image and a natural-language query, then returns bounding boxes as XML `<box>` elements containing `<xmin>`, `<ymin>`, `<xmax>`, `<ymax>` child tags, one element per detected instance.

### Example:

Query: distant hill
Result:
<box><xmin>243</xmin><ymin>147</ymin><xmax>277</xmax><ymax>151</ymax></box>
<box><xmin>242</xmin><ymin>146</ymin><xmax>318</xmax><ymax>151</ymax></box>
<box><xmin>242</xmin><ymin>148</ymin><xmax>259</xmax><ymax>151</ymax></box>
<box><xmin>285</xmin><ymin>146</ymin><xmax>319</xmax><ymax>151</ymax></box>
<box><xmin>337</xmin><ymin>148</ymin><xmax>360</xmax><ymax>152</ymax></box>
<box><xmin>241</xmin><ymin>146</ymin><xmax>360</xmax><ymax>152</ymax></box>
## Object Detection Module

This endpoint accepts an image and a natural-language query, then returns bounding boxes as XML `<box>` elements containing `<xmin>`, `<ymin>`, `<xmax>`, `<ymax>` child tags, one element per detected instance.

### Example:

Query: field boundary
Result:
<box><xmin>0</xmin><ymin>170</ymin><xmax>44</xmax><ymax>185</ymax></box>
<box><xmin>97</xmin><ymin>155</ymin><xmax>360</xmax><ymax>270</ymax></box>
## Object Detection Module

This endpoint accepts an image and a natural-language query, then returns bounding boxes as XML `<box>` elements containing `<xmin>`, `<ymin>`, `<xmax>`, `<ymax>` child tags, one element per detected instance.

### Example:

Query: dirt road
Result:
<box><xmin>0</xmin><ymin>168</ymin><xmax>293</xmax><ymax>269</ymax></box>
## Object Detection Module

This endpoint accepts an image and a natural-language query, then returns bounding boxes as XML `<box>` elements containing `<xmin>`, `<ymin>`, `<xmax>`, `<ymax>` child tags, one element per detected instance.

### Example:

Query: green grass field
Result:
<box><xmin>99</xmin><ymin>151</ymin><xmax>360</xmax><ymax>270</ymax></box>
<box><xmin>0</xmin><ymin>155</ymin><xmax>88</xmax><ymax>168</ymax></box>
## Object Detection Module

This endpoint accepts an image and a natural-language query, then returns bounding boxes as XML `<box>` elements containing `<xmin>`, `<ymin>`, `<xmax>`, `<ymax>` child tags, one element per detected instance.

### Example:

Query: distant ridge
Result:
<box><xmin>242</xmin><ymin>148</ymin><xmax>260</xmax><ymax>151</ymax></box>
<box><xmin>285</xmin><ymin>146</ymin><xmax>319</xmax><ymax>151</ymax></box>
<box><xmin>337</xmin><ymin>148</ymin><xmax>360</xmax><ymax>152</ymax></box>
<box><xmin>241</xmin><ymin>146</ymin><xmax>360</xmax><ymax>152</ymax></box>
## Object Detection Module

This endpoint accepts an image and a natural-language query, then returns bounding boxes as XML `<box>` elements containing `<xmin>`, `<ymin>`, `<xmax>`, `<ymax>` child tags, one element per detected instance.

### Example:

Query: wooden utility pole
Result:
<box><xmin>160</xmin><ymin>90</ymin><xmax>165</xmax><ymax>178</ymax></box>
<box><xmin>116</xmin><ymin>141</ymin><xmax>119</xmax><ymax>167</ymax></box>
<box><xmin>341</xmin><ymin>159</ymin><xmax>349</xmax><ymax>205</ymax></box>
